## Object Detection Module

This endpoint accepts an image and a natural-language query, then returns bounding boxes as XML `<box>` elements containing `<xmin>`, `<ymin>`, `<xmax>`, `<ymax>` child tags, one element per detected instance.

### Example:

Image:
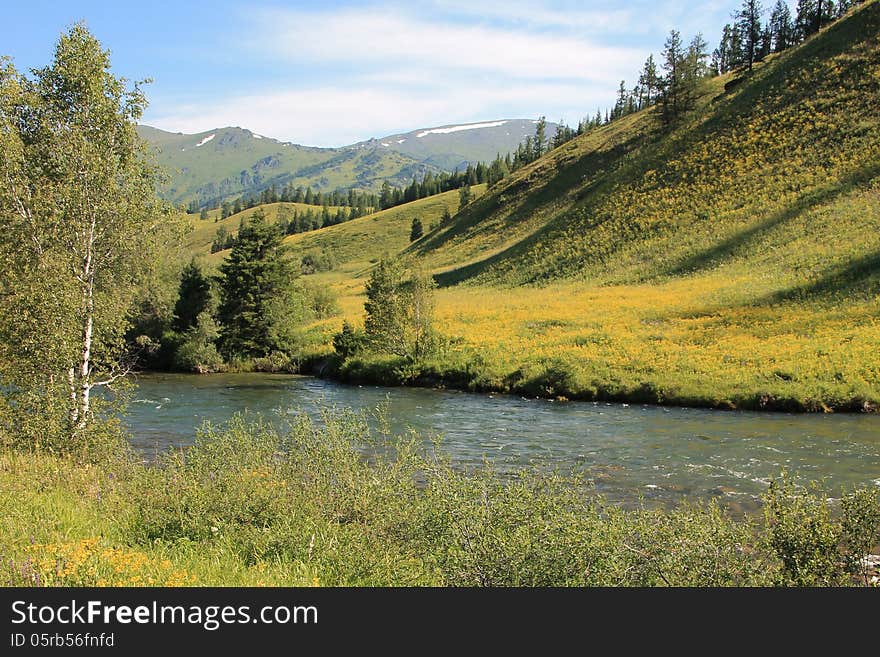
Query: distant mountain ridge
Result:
<box><xmin>137</xmin><ymin>119</ymin><xmax>555</xmax><ymax>208</ymax></box>
<box><xmin>349</xmin><ymin>119</ymin><xmax>553</xmax><ymax>171</ymax></box>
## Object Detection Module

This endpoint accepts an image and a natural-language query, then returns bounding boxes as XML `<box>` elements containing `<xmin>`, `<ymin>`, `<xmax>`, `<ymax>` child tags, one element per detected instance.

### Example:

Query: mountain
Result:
<box><xmin>136</xmin><ymin>125</ymin><xmax>431</xmax><ymax>208</ymax></box>
<box><xmin>137</xmin><ymin>119</ymin><xmax>552</xmax><ymax>208</ymax></box>
<box><xmin>349</xmin><ymin>119</ymin><xmax>557</xmax><ymax>171</ymax></box>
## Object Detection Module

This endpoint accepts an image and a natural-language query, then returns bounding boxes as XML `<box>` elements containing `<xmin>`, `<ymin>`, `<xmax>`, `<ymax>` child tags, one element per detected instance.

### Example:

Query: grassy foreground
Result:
<box><xmin>2</xmin><ymin>414</ymin><xmax>878</xmax><ymax>587</ymax></box>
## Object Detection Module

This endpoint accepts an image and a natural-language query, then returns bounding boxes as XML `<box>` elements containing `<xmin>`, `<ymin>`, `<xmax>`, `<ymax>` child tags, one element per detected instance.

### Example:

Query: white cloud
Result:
<box><xmin>144</xmin><ymin>2</ymin><xmax>669</xmax><ymax>146</ymax></box>
<box><xmin>430</xmin><ymin>0</ymin><xmax>640</xmax><ymax>33</ymax></box>
<box><xmin>250</xmin><ymin>7</ymin><xmax>644</xmax><ymax>85</ymax></box>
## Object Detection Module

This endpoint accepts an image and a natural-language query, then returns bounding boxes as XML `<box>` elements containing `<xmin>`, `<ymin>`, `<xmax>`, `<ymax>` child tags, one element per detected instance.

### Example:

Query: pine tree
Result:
<box><xmin>638</xmin><ymin>55</ymin><xmax>660</xmax><ymax>106</ymax></box>
<box><xmin>613</xmin><ymin>81</ymin><xmax>629</xmax><ymax>119</ymax></box>
<box><xmin>172</xmin><ymin>260</ymin><xmax>211</xmax><ymax>333</ymax></box>
<box><xmin>216</xmin><ymin>210</ymin><xmax>292</xmax><ymax>358</ymax></box>
<box><xmin>409</xmin><ymin>217</ymin><xmax>424</xmax><ymax>242</ymax></box>
<box><xmin>660</xmin><ymin>29</ymin><xmax>685</xmax><ymax>125</ymax></box>
<box><xmin>737</xmin><ymin>0</ymin><xmax>765</xmax><ymax>71</ymax></box>
<box><xmin>796</xmin><ymin>0</ymin><xmax>818</xmax><ymax>40</ymax></box>
<box><xmin>379</xmin><ymin>181</ymin><xmax>394</xmax><ymax>209</ymax></box>
<box><xmin>769</xmin><ymin>0</ymin><xmax>795</xmax><ymax>51</ymax></box>
<box><xmin>533</xmin><ymin>116</ymin><xmax>547</xmax><ymax>159</ymax></box>
<box><xmin>686</xmin><ymin>33</ymin><xmax>711</xmax><ymax>80</ymax></box>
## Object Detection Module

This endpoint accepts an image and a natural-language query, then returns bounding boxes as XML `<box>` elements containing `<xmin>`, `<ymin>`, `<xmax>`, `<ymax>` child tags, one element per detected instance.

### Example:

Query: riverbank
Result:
<box><xmin>2</xmin><ymin>412</ymin><xmax>878</xmax><ymax>587</ymax></box>
<box><xmin>302</xmin><ymin>350</ymin><xmax>879</xmax><ymax>414</ymax></box>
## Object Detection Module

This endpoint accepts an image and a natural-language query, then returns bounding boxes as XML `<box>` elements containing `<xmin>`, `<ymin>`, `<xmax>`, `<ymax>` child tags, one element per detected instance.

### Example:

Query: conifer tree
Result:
<box><xmin>638</xmin><ymin>55</ymin><xmax>660</xmax><ymax>106</ymax></box>
<box><xmin>533</xmin><ymin>116</ymin><xmax>547</xmax><ymax>159</ymax></box>
<box><xmin>660</xmin><ymin>29</ymin><xmax>685</xmax><ymax>125</ymax></box>
<box><xmin>738</xmin><ymin>0</ymin><xmax>765</xmax><ymax>70</ymax></box>
<box><xmin>216</xmin><ymin>210</ymin><xmax>292</xmax><ymax>358</ymax></box>
<box><xmin>409</xmin><ymin>217</ymin><xmax>424</xmax><ymax>242</ymax></box>
<box><xmin>769</xmin><ymin>0</ymin><xmax>795</xmax><ymax>51</ymax></box>
<box><xmin>172</xmin><ymin>260</ymin><xmax>211</xmax><ymax>333</ymax></box>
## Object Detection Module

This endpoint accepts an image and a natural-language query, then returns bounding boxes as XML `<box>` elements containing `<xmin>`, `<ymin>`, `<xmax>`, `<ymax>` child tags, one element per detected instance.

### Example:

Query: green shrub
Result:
<box><xmin>117</xmin><ymin>412</ymin><xmax>879</xmax><ymax>586</ymax></box>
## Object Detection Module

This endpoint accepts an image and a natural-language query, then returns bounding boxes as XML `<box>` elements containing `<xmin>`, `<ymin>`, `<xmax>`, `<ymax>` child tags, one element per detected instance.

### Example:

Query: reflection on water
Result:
<box><xmin>124</xmin><ymin>373</ymin><xmax>880</xmax><ymax>509</ymax></box>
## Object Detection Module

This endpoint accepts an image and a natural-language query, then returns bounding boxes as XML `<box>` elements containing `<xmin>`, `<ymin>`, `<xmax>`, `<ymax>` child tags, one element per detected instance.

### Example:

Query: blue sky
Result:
<box><xmin>1</xmin><ymin>1</ymin><xmax>755</xmax><ymax>146</ymax></box>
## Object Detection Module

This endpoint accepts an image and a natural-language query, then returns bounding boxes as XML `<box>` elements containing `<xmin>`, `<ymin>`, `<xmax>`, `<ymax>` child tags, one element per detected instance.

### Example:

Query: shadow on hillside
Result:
<box><xmin>427</xmin><ymin>131</ymin><xmax>658</xmax><ymax>287</ymax></box>
<box><xmin>757</xmin><ymin>250</ymin><xmax>880</xmax><ymax>305</ymax></box>
<box><xmin>429</xmin><ymin>4</ymin><xmax>880</xmax><ymax>288</ymax></box>
<box><xmin>415</xmin><ymin>128</ymin><xmax>650</xmax><ymax>264</ymax></box>
<box><xmin>662</xmin><ymin>158</ymin><xmax>880</xmax><ymax>279</ymax></box>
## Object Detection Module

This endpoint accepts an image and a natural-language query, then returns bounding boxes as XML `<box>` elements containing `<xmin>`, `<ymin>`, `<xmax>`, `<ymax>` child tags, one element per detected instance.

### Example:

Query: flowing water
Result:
<box><xmin>124</xmin><ymin>373</ymin><xmax>880</xmax><ymax>510</ymax></box>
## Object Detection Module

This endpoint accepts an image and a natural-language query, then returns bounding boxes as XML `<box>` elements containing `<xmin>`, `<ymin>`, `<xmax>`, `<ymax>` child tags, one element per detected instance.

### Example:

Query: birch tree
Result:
<box><xmin>0</xmin><ymin>24</ymin><xmax>168</xmax><ymax>446</ymax></box>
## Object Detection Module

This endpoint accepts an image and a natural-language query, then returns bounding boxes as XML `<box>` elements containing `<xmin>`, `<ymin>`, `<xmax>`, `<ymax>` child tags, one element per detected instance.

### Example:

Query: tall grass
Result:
<box><xmin>2</xmin><ymin>412</ymin><xmax>878</xmax><ymax>586</ymax></box>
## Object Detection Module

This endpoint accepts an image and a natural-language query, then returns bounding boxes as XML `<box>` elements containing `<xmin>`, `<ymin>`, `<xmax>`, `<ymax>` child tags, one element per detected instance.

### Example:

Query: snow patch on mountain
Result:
<box><xmin>416</xmin><ymin>121</ymin><xmax>508</xmax><ymax>138</ymax></box>
<box><xmin>195</xmin><ymin>133</ymin><xmax>215</xmax><ymax>147</ymax></box>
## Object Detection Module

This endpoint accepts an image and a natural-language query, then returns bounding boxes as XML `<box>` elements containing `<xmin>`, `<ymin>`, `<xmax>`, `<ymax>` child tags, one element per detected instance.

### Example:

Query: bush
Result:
<box><xmin>172</xmin><ymin>313</ymin><xmax>224</xmax><ymax>373</ymax></box>
<box><xmin>117</xmin><ymin>411</ymin><xmax>879</xmax><ymax>586</ymax></box>
<box><xmin>762</xmin><ymin>475</ymin><xmax>880</xmax><ymax>586</ymax></box>
<box><xmin>333</xmin><ymin>321</ymin><xmax>368</xmax><ymax>359</ymax></box>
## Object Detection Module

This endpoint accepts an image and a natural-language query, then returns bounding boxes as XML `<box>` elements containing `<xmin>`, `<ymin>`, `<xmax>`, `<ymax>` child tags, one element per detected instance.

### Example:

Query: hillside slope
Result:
<box><xmin>418</xmin><ymin>2</ymin><xmax>880</xmax><ymax>298</ymax></box>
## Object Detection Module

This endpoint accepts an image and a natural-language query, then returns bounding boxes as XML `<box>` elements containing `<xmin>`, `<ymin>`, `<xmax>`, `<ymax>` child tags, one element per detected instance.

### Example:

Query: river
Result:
<box><xmin>124</xmin><ymin>373</ymin><xmax>880</xmax><ymax>510</ymax></box>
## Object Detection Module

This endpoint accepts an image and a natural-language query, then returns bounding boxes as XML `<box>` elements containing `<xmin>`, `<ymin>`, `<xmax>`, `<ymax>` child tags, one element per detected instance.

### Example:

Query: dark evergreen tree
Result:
<box><xmin>769</xmin><ymin>0</ymin><xmax>795</xmax><ymax>51</ymax></box>
<box><xmin>796</xmin><ymin>0</ymin><xmax>818</xmax><ymax>39</ymax></box>
<box><xmin>172</xmin><ymin>260</ymin><xmax>212</xmax><ymax>333</ymax></box>
<box><xmin>737</xmin><ymin>0</ymin><xmax>765</xmax><ymax>71</ymax></box>
<box><xmin>216</xmin><ymin>210</ymin><xmax>292</xmax><ymax>358</ymax></box>
<box><xmin>379</xmin><ymin>181</ymin><xmax>394</xmax><ymax>209</ymax></box>
<box><xmin>533</xmin><ymin>116</ymin><xmax>547</xmax><ymax>159</ymax></box>
<box><xmin>638</xmin><ymin>55</ymin><xmax>660</xmax><ymax>106</ymax></box>
<box><xmin>410</xmin><ymin>217</ymin><xmax>424</xmax><ymax>242</ymax></box>
<box><xmin>660</xmin><ymin>29</ymin><xmax>685</xmax><ymax>125</ymax></box>
<box><xmin>613</xmin><ymin>81</ymin><xmax>629</xmax><ymax>119</ymax></box>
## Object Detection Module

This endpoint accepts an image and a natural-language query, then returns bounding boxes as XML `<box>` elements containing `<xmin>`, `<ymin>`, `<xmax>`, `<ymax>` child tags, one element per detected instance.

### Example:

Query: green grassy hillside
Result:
<box><xmin>282</xmin><ymin>185</ymin><xmax>485</xmax><ymax>275</ymax></box>
<box><xmin>418</xmin><ymin>3</ymin><xmax>880</xmax><ymax>293</ymax></box>
<box><xmin>185</xmin><ymin>201</ymin><xmax>346</xmax><ymax>257</ymax></box>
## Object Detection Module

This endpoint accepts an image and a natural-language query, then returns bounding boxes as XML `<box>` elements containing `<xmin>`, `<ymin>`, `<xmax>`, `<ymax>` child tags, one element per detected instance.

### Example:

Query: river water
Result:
<box><xmin>124</xmin><ymin>373</ymin><xmax>880</xmax><ymax>509</ymax></box>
